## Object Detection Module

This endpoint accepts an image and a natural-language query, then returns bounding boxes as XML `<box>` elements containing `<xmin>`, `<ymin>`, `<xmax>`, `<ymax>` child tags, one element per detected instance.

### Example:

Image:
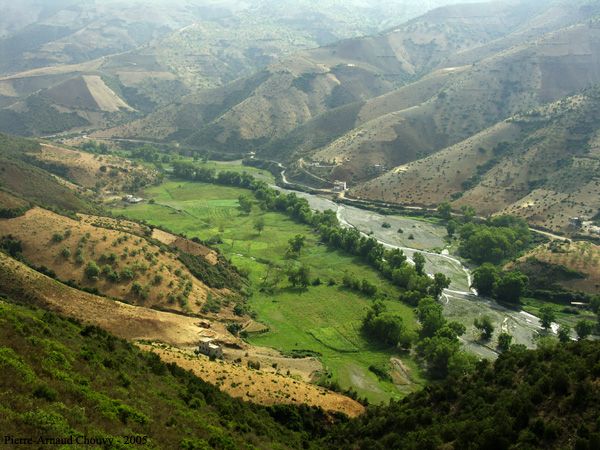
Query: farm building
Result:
<box><xmin>197</xmin><ymin>337</ymin><xmax>223</xmax><ymax>359</ymax></box>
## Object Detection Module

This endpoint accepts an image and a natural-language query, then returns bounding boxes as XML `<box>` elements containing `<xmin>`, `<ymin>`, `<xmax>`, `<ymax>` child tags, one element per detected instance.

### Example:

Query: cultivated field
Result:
<box><xmin>112</xmin><ymin>180</ymin><xmax>423</xmax><ymax>403</ymax></box>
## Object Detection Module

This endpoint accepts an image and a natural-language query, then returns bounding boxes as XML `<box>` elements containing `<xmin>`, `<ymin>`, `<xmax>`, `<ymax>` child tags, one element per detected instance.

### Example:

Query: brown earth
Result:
<box><xmin>0</xmin><ymin>207</ymin><xmax>229</xmax><ymax>316</ymax></box>
<box><xmin>0</xmin><ymin>190</ymin><xmax>28</xmax><ymax>209</ymax></box>
<box><xmin>0</xmin><ymin>252</ymin><xmax>363</xmax><ymax>417</ymax></box>
<box><xmin>141</xmin><ymin>344</ymin><xmax>365</xmax><ymax>417</ymax></box>
<box><xmin>152</xmin><ymin>228</ymin><xmax>219</xmax><ymax>265</ymax></box>
<box><xmin>514</xmin><ymin>241</ymin><xmax>600</xmax><ymax>294</ymax></box>
<box><xmin>32</xmin><ymin>144</ymin><xmax>158</xmax><ymax>193</ymax></box>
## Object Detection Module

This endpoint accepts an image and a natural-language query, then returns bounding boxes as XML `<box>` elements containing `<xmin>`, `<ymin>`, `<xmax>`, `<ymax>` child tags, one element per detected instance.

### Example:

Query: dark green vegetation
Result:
<box><xmin>3</xmin><ymin>293</ymin><xmax>599</xmax><ymax>449</ymax></box>
<box><xmin>0</xmin><ymin>298</ymin><xmax>331</xmax><ymax>449</ymax></box>
<box><xmin>457</xmin><ymin>215</ymin><xmax>531</xmax><ymax>265</ymax></box>
<box><xmin>0</xmin><ymin>133</ymin><xmax>94</xmax><ymax>214</ymax></box>
<box><xmin>328</xmin><ymin>340</ymin><xmax>600</xmax><ymax>450</ymax></box>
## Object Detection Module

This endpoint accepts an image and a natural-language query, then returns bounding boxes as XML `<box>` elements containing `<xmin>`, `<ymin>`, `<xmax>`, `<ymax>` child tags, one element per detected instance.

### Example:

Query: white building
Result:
<box><xmin>333</xmin><ymin>181</ymin><xmax>347</xmax><ymax>192</ymax></box>
<box><xmin>197</xmin><ymin>337</ymin><xmax>223</xmax><ymax>359</ymax></box>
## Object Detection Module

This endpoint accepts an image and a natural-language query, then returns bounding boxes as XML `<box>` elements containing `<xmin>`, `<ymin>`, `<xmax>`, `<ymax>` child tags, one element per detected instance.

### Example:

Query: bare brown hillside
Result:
<box><xmin>353</xmin><ymin>87</ymin><xmax>600</xmax><ymax>233</ymax></box>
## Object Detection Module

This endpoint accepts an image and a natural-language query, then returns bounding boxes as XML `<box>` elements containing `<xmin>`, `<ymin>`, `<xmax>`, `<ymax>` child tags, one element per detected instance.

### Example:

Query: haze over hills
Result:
<box><xmin>92</xmin><ymin>0</ymin><xmax>600</xmax><ymax>233</ymax></box>
<box><xmin>0</xmin><ymin>0</ymin><xmax>480</xmax><ymax>136</ymax></box>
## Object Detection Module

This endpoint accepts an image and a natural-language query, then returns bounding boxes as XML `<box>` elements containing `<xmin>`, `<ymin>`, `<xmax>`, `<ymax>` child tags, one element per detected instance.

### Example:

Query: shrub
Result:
<box><xmin>84</xmin><ymin>261</ymin><xmax>100</xmax><ymax>280</ymax></box>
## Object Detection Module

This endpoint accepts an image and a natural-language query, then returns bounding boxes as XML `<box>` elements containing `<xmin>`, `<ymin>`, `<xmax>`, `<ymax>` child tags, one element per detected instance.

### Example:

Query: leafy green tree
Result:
<box><xmin>474</xmin><ymin>315</ymin><xmax>494</xmax><ymax>340</ymax></box>
<box><xmin>539</xmin><ymin>306</ymin><xmax>556</xmax><ymax>331</ymax></box>
<box><xmin>429</xmin><ymin>273</ymin><xmax>450</xmax><ymax>300</ymax></box>
<box><xmin>557</xmin><ymin>325</ymin><xmax>572</xmax><ymax>343</ymax></box>
<box><xmin>287</xmin><ymin>265</ymin><xmax>310</xmax><ymax>289</ymax></box>
<box><xmin>472</xmin><ymin>263</ymin><xmax>498</xmax><ymax>297</ymax></box>
<box><xmin>575</xmin><ymin>320</ymin><xmax>594</xmax><ymax>340</ymax></box>
<box><xmin>495</xmin><ymin>271</ymin><xmax>528</xmax><ymax>304</ymax></box>
<box><xmin>286</xmin><ymin>234</ymin><xmax>306</xmax><ymax>257</ymax></box>
<box><xmin>413</xmin><ymin>252</ymin><xmax>426</xmax><ymax>276</ymax></box>
<box><xmin>437</xmin><ymin>202</ymin><xmax>452</xmax><ymax>220</ymax></box>
<box><xmin>460</xmin><ymin>205</ymin><xmax>476</xmax><ymax>222</ymax></box>
<box><xmin>253</xmin><ymin>217</ymin><xmax>265</xmax><ymax>235</ymax></box>
<box><xmin>84</xmin><ymin>261</ymin><xmax>100</xmax><ymax>280</ymax></box>
<box><xmin>417</xmin><ymin>334</ymin><xmax>461</xmax><ymax>378</ymax></box>
<box><xmin>417</xmin><ymin>297</ymin><xmax>445</xmax><ymax>338</ymax></box>
<box><xmin>238</xmin><ymin>195</ymin><xmax>253</xmax><ymax>214</ymax></box>
<box><xmin>363</xmin><ymin>311</ymin><xmax>409</xmax><ymax>347</ymax></box>
<box><xmin>497</xmin><ymin>332</ymin><xmax>512</xmax><ymax>352</ymax></box>
<box><xmin>446</xmin><ymin>220</ymin><xmax>458</xmax><ymax>238</ymax></box>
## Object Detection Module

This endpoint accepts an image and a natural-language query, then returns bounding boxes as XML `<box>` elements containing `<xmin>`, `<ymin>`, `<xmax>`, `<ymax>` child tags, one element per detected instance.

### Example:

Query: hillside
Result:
<box><xmin>0</xmin><ymin>133</ymin><xmax>160</xmax><ymax>212</ymax></box>
<box><xmin>1</xmin><ymin>290</ymin><xmax>598</xmax><ymax>449</ymax></box>
<box><xmin>513</xmin><ymin>240</ymin><xmax>600</xmax><ymax>294</ymax></box>
<box><xmin>0</xmin><ymin>249</ymin><xmax>364</xmax><ymax>416</ymax></box>
<box><xmin>353</xmin><ymin>86</ymin><xmax>600</xmax><ymax>233</ymax></box>
<box><xmin>0</xmin><ymin>134</ymin><xmax>95</xmax><ymax>213</ymax></box>
<box><xmin>0</xmin><ymin>0</ymin><xmax>480</xmax><ymax>137</ymax></box>
<box><xmin>100</xmin><ymin>0</ymin><xmax>556</xmax><ymax>149</ymax></box>
<box><xmin>0</xmin><ymin>297</ymin><xmax>336</xmax><ymax>449</ymax></box>
<box><xmin>312</xmin><ymin>18</ymin><xmax>600</xmax><ymax>182</ymax></box>
<box><xmin>0</xmin><ymin>207</ymin><xmax>234</xmax><ymax>316</ymax></box>
<box><xmin>327</xmin><ymin>340</ymin><xmax>600</xmax><ymax>449</ymax></box>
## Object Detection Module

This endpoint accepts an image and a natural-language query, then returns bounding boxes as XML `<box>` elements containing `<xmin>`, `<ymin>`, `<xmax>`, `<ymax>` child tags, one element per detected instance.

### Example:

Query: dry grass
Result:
<box><xmin>0</xmin><ymin>207</ymin><xmax>229</xmax><ymax>315</ymax></box>
<box><xmin>141</xmin><ymin>344</ymin><xmax>365</xmax><ymax>417</ymax></box>
<box><xmin>517</xmin><ymin>241</ymin><xmax>600</xmax><ymax>293</ymax></box>
<box><xmin>32</xmin><ymin>144</ymin><xmax>158</xmax><ymax>193</ymax></box>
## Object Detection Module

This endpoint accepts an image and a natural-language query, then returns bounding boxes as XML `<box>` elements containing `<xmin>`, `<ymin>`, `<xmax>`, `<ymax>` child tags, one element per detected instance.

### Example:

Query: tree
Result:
<box><xmin>85</xmin><ymin>261</ymin><xmax>100</xmax><ymax>280</ymax></box>
<box><xmin>429</xmin><ymin>273</ymin><xmax>450</xmax><ymax>300</ymax></box>
<box><xmin>437</xmin><ymin>202</ymin><xmax>452</xmax><ymax>220</ymax></box>
<box><xmin>539</xmin><ymin>306</ymin><xmax>556</xmax><ymax>331</ymax></box>
<box><xmin>417</xmin><ymin>297</ymin><xmax>445</xmax><ymax>338</ymax></box>
<box><xmin>446</xmin><ymin>220</ymin><xmax>458</xmax><ymax>238</ymax></box>
<box><xmin>472</xmin><ymin>263</ymin><xmax>498</xmax><ymax>297</ymax></box>
<box><xmin>474</xmin><ymin>316</ymin><xmax>494</xmax><ymax>340</ymax></box>
<box><xmin>495</xmin><ymin>271</ymin><xmax>528</xmax><ymax>304</ymax></box>
<box><xmin>575</xmin><ymin>320</ymin><xmax>594</xmax><ymax>340</ymax></box>
<box><xmin>238</xmin><ymin>195</ymin><xmax>253</xmax><ymax>214</ymax></box>
<box><xmin>413</xmin><ymin>252</ymin><xmax>426</xmax><ymax>276</ymax></box>
<box><xmin>287</xmin><ymin>265</ymin><xmax>310</xmax><ymax>289</ymax></box>
<box><xmin>460</xmin><ymin>205</ymin><xmax>476</xmax><ymax>222</ymax></box>
<box><xmin>497</xmin><ymin>332</ymin><xmax>512</xmax><ymax>352</ymax></box>
<box><xmin>287</xmin><ymin>234</ymin><xmax>306</xmax><ymax>257</ymax></box>
<box><xmin>557</xmin><ymin>325</ymin><xmax>571</xmax><ymax>343</ymax></box>
<box><xmin>253</xmin><ymin>217</ymin><xmax>265</xmax><ymax>235</ymax></box>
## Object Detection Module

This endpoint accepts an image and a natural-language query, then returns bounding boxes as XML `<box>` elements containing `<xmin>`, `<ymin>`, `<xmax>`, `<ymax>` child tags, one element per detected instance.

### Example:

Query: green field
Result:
<box><xmin>112</xmin><ymin>180</ymin><xmax>423</xmax><ymax>403</ymax></box>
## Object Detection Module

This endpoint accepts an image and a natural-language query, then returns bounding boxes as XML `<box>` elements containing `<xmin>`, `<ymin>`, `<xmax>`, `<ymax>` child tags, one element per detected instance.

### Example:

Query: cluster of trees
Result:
<box><xmin>472</xmin><ymin>263</ymin><xmax>529</xmax><ymax>303</ymax></box>
<box><xmin>362</xmin><ymin>301</ymin><xmax>412</xmax><ymax>348</ymax></box>
<box><xmin>342</xmin><ymin>273</ymin><xmax>377</xmax><ymax>297</ymax></box>
<box><xmin>414</xmin><ymin>296</ymin><xmax>471</xmax><ymax>378</ymax></box>
<box><xmin>457</xmin><ymin>215</ymin><xmax>531</xmax><ymax>264</ymax></box>
<box><xmin>439</xmin><ymin>202</ymin><xmax>531</xmax><ymax>265</ymax></box>
<box><xmin>328</xmin><ymin>340</ymin><xmax>600</xmax><ymax>450</ymax></box>
<box><xmin>171</xmin><ymin>162</ymin><xmax>451</xmax><ymax>309</ymax></box>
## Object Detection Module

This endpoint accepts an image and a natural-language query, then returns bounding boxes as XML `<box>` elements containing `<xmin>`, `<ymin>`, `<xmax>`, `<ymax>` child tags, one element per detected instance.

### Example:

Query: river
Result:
<box><xmin>273</xmin><ymin>185</ymin><xmax>554</xmax><ymax>357</ymax></box>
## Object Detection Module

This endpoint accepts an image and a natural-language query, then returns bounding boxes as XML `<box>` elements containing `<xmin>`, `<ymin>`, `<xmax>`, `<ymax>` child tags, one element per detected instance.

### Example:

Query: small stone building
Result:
<box><xmin>197</xmin><ymin>337</ymin><xmax>223</xmax><ymax>359</ymax></box>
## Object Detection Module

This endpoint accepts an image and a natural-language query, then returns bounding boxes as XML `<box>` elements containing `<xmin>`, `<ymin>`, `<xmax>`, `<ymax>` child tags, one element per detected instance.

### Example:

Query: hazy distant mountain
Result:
<box><xmin>0</xmin><ymin>0</ymin><xmax>484</xmax><ymax>136</ymax></box>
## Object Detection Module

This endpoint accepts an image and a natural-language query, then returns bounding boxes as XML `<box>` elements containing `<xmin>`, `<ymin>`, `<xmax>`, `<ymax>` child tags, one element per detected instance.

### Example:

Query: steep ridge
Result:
<box><xmin>353</xmin><ymin>86</ymin><xmax>600</xmax><ymax>232</ymax></box>
<box><xmin>312</xmin><ymin>19</ymin><xmax>600</xmax><ymax>181</ymax></box>
<box><xmin>100</xmin><ymin>0</ymin><xmax>554</xmax><ymax>150</ymax></box>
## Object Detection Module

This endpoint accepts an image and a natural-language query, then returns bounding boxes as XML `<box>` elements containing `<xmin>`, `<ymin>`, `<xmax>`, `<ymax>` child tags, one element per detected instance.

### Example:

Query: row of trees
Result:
<box><xmin>172</xmin><ymin>161</ymin><xmax>451</xmax><ymax>307</ymax></box>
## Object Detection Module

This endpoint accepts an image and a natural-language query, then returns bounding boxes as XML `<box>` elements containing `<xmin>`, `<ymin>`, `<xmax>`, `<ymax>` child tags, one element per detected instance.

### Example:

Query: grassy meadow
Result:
<box><xmin>112</xmin><ymin>180</ymin><xmax>423</xmax><ymax>403</ymax></box>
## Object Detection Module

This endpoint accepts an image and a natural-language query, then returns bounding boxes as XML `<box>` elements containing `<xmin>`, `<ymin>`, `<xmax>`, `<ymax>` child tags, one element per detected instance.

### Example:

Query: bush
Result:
<box><xmin>84</xmin><ymin>261</ymin><xmax>100</xmax><ymax>280</ymax></box>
